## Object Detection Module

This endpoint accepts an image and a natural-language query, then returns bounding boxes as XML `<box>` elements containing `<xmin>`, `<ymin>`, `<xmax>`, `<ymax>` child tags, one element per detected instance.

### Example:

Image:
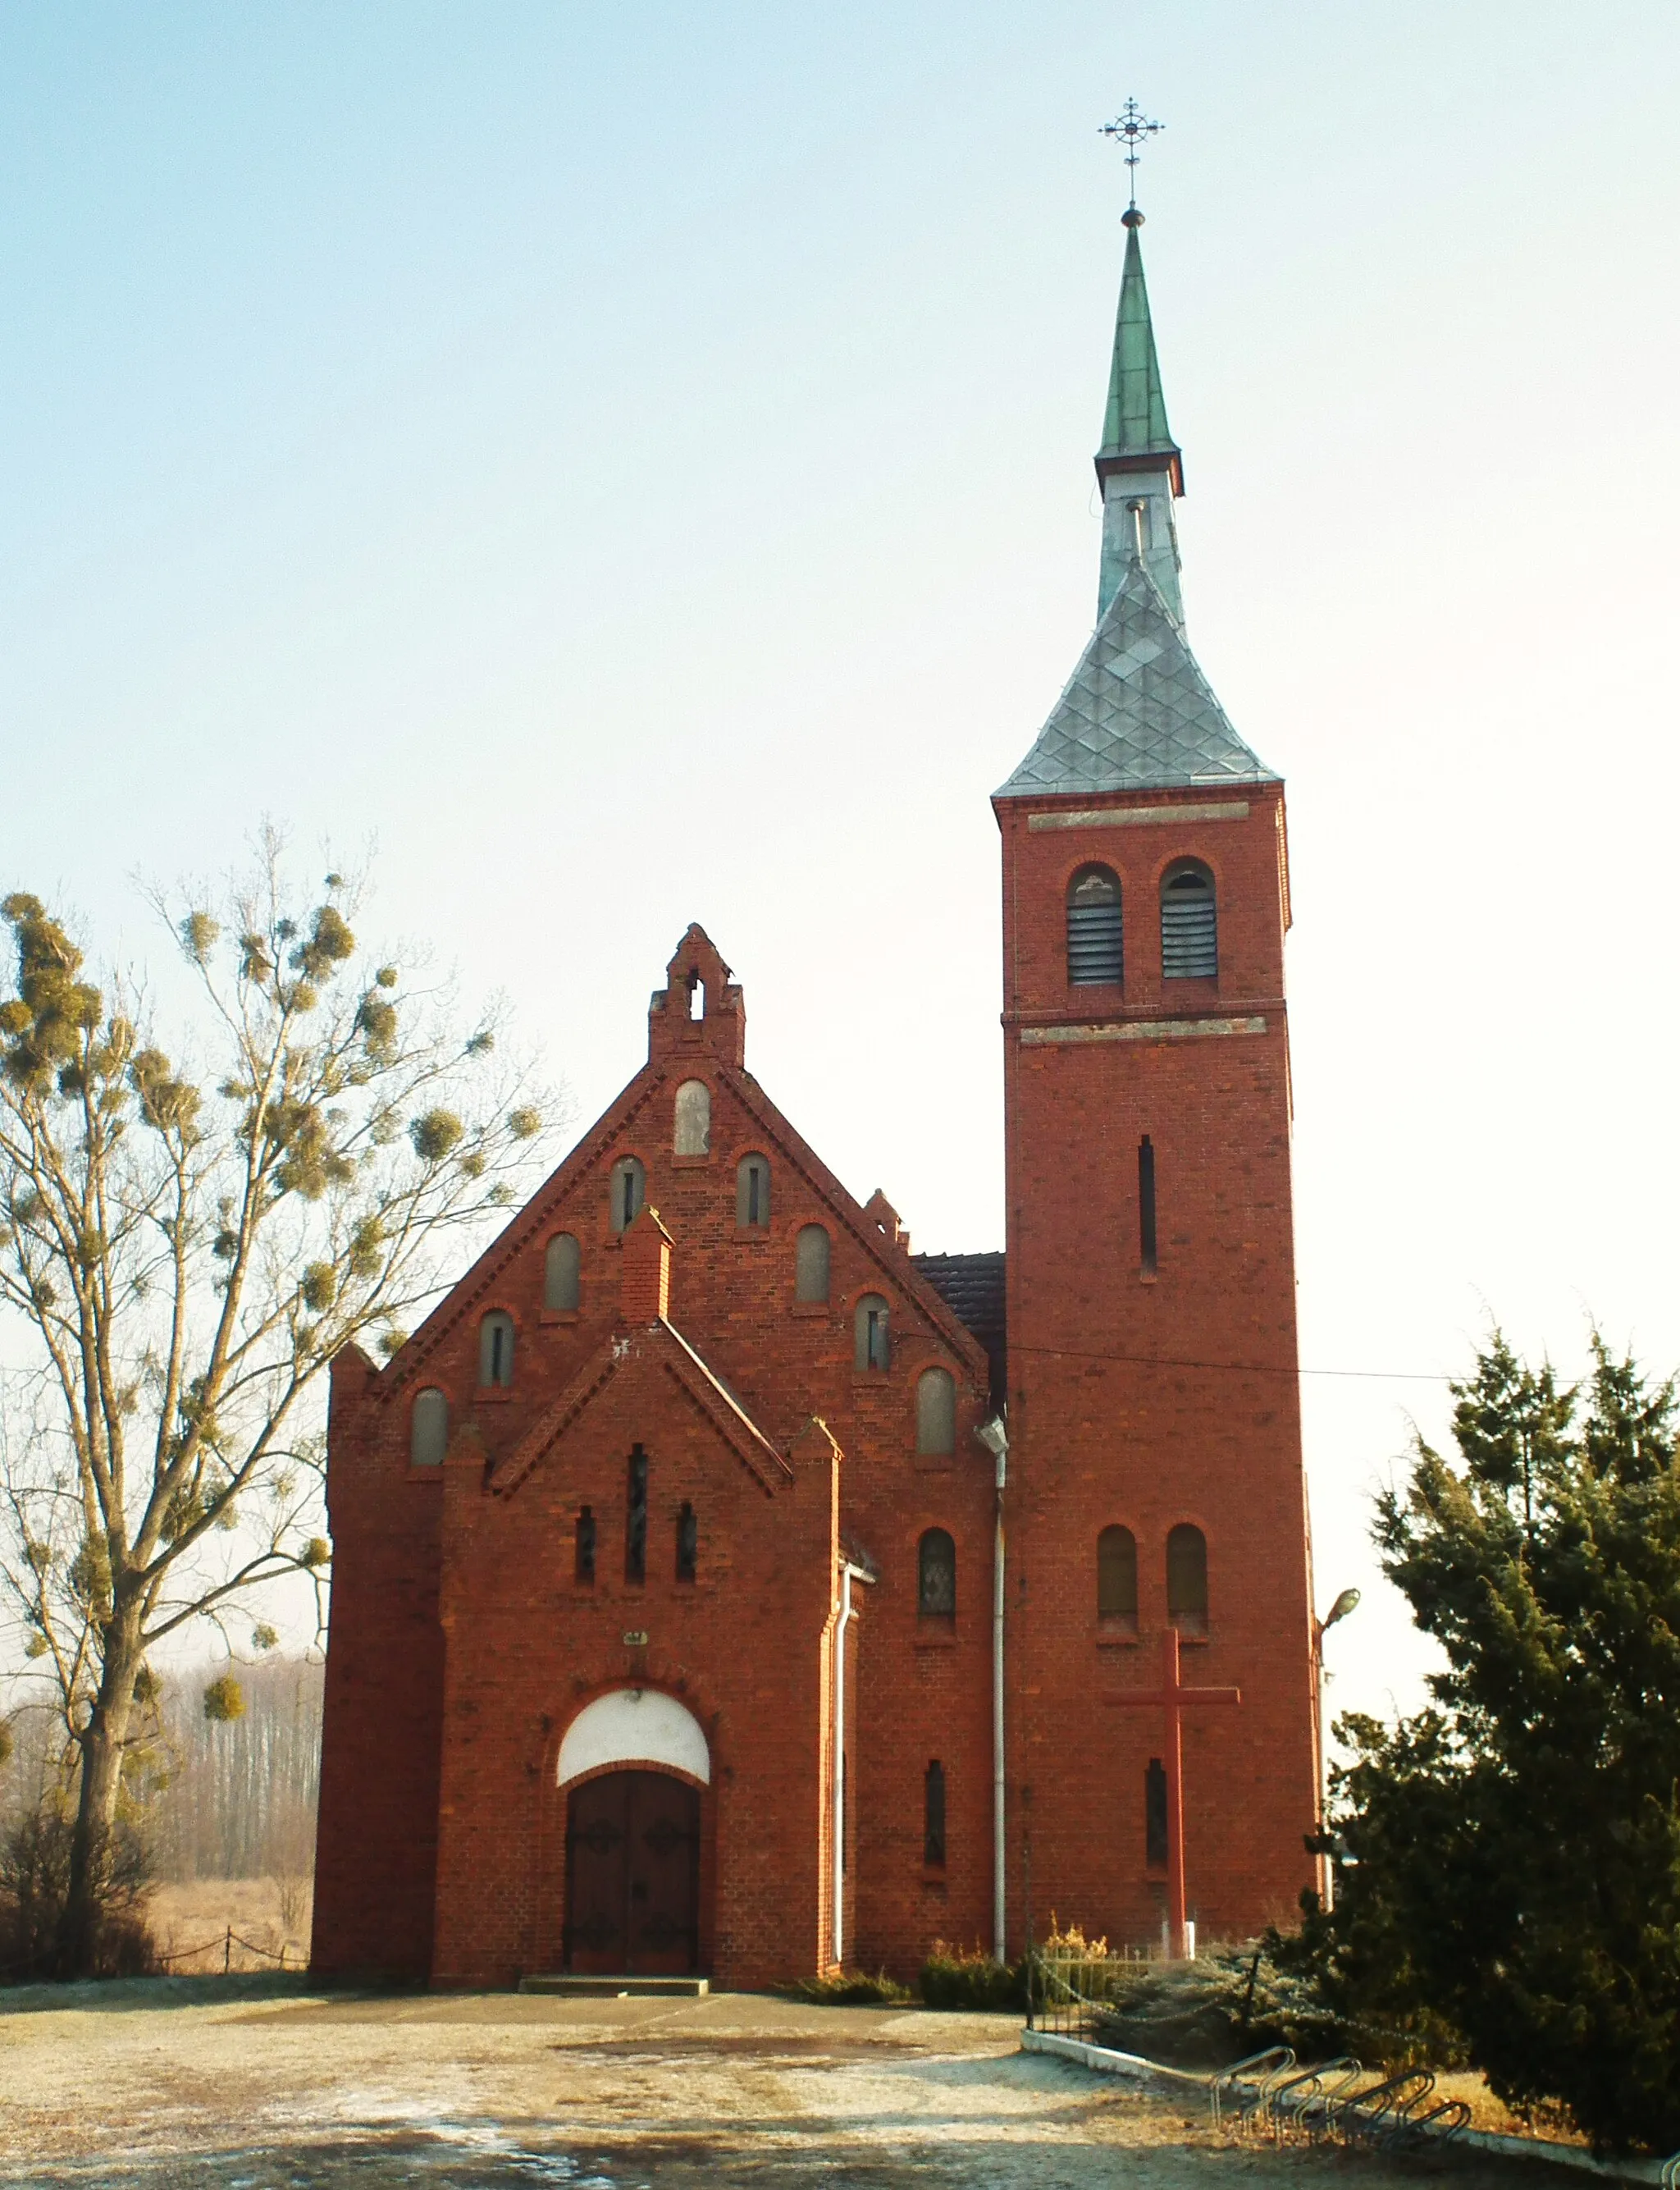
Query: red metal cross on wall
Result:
<box><xmin>1107</xmin><ymin>1627</ymin><xmax>1240</xmax><ymax>1959</ymax></box>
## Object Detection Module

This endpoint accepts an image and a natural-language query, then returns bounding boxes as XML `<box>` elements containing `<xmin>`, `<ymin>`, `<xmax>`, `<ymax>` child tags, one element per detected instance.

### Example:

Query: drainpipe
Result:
<box><xmin>832</xmin><ymin>1560</ymin><xmax>874</xmax><ymax>1969</ymax></box>
<box><xmin>975</xmin><ymin>1415</ymin><xmax>1010</xmax><ymax>1964</ymax></box>
<box><xmin>833</xmin><ymin>1565</ymin><xmax>853</xmax><ymax>1968</ymax></box>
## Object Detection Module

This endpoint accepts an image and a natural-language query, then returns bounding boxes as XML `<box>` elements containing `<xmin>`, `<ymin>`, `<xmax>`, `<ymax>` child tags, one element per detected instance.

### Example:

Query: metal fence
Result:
<box><xmin>1024</xmin><ymin>1947</ymin><xmax>1148</xmax><ymax>2039</ymax></box>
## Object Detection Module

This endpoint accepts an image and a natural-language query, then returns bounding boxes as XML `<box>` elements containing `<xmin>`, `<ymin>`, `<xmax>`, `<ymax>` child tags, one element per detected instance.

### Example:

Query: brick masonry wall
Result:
<box><xmin>313</xmin><ymin>802</ymin><xmax>1322</xmax><ymax>1987</ymax></box>
<box><xmin>997</xmin><ymin>785</ymin><xmax>1322</xmax><ymax>1952</ymax></box>
<box><xmin>313</xmin><ymin>928</ymin><xmax>998</xmax><ymax>1988</ymax></box>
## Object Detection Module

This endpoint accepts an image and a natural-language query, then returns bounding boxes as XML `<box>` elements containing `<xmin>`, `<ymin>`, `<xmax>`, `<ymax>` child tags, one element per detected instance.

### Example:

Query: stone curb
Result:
<box><xmin>1018</xmin><ymin>2027</ymin><xmax>1668</xmax><ymax>2185</ymax></box>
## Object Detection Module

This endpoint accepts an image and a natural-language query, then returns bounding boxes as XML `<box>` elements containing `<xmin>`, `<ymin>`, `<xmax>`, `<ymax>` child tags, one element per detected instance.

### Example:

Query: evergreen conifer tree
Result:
<box><xmin>1308</xmin><ymin>1335</ymin><xmax>1680</xmax><ymax>2150</ymax></box>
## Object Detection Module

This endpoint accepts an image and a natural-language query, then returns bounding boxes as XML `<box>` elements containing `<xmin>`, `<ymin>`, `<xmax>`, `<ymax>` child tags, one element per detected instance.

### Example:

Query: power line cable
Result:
<box><xmin>1009</xmin><ymin>1341</ymin><xmax>1453</xmax><ymax>1384</ymax></box>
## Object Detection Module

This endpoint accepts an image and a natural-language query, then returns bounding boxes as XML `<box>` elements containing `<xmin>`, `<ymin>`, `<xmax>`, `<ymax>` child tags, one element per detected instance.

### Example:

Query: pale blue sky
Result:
<box><xmin>4</xmin><ymin>2</ymin><xmax>1680</xmax><ymax>1724</ymax></box>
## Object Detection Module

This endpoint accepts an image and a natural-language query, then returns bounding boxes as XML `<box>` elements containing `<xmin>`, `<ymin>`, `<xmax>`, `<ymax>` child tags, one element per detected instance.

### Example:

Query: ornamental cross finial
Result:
<box><xmin>1100</xmin><ymin>98</ymin><xmax>1164</xmax><ymax>213</ymax></box>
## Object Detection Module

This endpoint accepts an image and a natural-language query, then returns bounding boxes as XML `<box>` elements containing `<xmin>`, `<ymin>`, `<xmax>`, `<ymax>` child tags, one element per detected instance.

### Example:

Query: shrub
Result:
<box><xmin>0</xmin><ymin>1803</ymin><xmax>158</xmax><ymax>1982</ymax></box>
<box><xmin>920</xmin><ymin>1941</ymin><xmax>1025</xmax><ymax>2010</ymax></box>
<box><xmin>792</xmin><ymin>1968</ymin><xmax>912</xmax><ymax>2006</ymax></box>
<box><xmin>1092</xmin><ymin>1941</ymin><xmax>1349</xmax><ymax>2070</ymax></box>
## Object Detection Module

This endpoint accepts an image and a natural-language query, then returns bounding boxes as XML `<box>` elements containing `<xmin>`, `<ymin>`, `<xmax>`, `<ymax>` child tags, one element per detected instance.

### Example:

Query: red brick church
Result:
<box><xmin>310</xmin><ymin>203</ymin><xmax>1323</xmax><ymax>1990</ymax></box>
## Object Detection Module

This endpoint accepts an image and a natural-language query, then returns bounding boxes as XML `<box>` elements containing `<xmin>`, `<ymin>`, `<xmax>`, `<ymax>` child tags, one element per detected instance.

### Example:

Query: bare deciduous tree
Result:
<box><xmin>0</xmin><ymin>839</ymin><xmax>552</xmax><ymax>1972</ymax></box>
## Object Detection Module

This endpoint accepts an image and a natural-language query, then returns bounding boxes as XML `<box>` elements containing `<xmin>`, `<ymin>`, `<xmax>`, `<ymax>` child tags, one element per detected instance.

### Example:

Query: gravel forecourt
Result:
<box><xmin>0</xmin><ymin>1983</ymin><xmax>1562</xmax><ymax>2190</ymax></box>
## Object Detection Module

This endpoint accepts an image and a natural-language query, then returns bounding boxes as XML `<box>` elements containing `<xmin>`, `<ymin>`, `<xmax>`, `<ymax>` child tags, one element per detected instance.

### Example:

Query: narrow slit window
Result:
<box><xmin>924</xmin><ymin>1760</ymin><xmax>947</xmax><ymax>1869</ymax></box>
<box><xmin>915</xmin><ymin>1368</ymin><xmax>956</xmax><ymax>1456</ymax></box>
<box><xmin>625</xmin><ymin>1446</ymin><xmax>648</xmax><ymax>1584</ymax></box>
<box><xmin>737</xmin><ymin>1154</ymin><xmax>770</xmax><ymax>1228</ymax></box>
<box><xmin>1161</xmin><ymin>859</ymin><xmax>1217</xmax><ymax>980</ymax></box>
<box><xmin>1097</xmin><ymin>1525</ymin><xmax>1138</xmax><ymax>1622</ymax></box>
<box><xmin>479</xmin><ymin>1311</ymin><xmax>514</xmax><ymax>1389</ymax></box>
<box><xmin>1146</xmin><ymin>1758</ymin><xmax>1168</xmax><ymax>1868</ymax></box>
<box><xmin>609</xmin><ymin>1156</ymin><xmax>646</xmax><ymax>1234</ymax></box>
<box><xmin>410</xmin><ymin>1388</ymin><xmax>448</xmax><ymax>1468</ymax></box>
<box><xmin>856</xmin><ymin>1294</ymin><xmax>890</xmax><ymax>1372</ymax></box>
<box><xmin>545</xmin><ymin>1232</ymin><xmax>580</xmax><ymax>1312</ymax></box>
<box><xmin>687</xmin><ymin>974</ymin><xmax>705</xmax><ymax>1021</ymax></box>
<box><xmin>575</xmin><ymin>1506</ymin><xmax>596</xmax><ymax>1584</ymax></box>
<box><xmin>796</xmin><ymin>1224</ymin><xmax>830</xmax><ymax>1303</ymax></box>
<box><xmin>1066</xmin><ymin>864</ymin><xmax>1124</xmax><ymax>987</ymax></box>
<box><xmin>676</xmin><ymin>1500</ymin><xmax>697</xmax><ymax>1583</ymax></box>
<box><xmin>918</xmin><ymin>1528</ymin><xmax>956</xmax><ymax>1619</ymax></box>
<box><xmin>1139</xmin><ymin>1136</ymin><xmax>1157</xmax><ymax>1278</ymax></box>
<box><xmin>1166</xmin><ymin>1523</ymin><xmax>1208</xmax><ymax>1635</ymax></box>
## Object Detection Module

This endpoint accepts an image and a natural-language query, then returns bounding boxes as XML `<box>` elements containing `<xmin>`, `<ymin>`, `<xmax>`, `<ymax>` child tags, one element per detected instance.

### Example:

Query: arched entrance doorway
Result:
<box><xmin>564</xmin><ymin>1770</ymin><xmax>701</xmax><ymax>1974</ymax></box>
<box><xmin>556</xmin><ymin>1689</ymin><xmax>710</xmax><ymax>1976</ymax></box>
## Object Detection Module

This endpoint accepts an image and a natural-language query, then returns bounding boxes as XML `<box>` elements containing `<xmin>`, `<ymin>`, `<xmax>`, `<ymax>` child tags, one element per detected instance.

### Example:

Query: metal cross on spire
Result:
<box><xmin>1100</xmin><ymin>98</ymin><xmax>1164</xmax><ymax>216</ymax></box>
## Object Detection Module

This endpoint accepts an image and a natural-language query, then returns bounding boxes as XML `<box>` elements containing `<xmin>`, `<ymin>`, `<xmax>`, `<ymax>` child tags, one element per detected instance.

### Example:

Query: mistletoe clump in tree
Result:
<box><xmin>0</xmin><ymin>841</ymin><xmax>550</xmax><ymax>1974</ymax></box>
<box><xmin>1301</xmin><ymin>1334</ymin><xmax>1680</xmax><ymax>2151</ymax></box>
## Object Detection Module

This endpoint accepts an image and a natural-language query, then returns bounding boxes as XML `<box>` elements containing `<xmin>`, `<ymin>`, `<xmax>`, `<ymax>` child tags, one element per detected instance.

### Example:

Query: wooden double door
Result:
<box><xmin>564</xmin><ymin>1769</ymin><xmax>701</xmax><ymax>1974</ymax></box>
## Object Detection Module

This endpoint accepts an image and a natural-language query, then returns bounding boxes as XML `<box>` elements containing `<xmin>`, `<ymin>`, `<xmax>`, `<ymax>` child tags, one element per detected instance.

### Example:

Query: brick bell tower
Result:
<box><xmin>996</xmin><ymin>201</ymin><xmax>1321</xmax><ymax>1952</ymax></box>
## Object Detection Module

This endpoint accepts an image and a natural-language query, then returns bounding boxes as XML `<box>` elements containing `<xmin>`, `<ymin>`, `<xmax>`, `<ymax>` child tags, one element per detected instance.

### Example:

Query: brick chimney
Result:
<box><xmin>621</xmin><ymin>1205</ymin><xmax>673</xmax><ymax>1324</ymax></box>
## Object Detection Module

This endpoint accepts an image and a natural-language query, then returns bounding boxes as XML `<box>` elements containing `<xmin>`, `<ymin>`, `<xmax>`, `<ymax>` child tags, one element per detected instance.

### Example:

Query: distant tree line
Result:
<box><xmin>149</xmin><ymin>1656</ymin><xmax>322</xmax><ymax>1883</ymax></box>
<box><xmin>1</xmin><ymin>1654</ymin><xmax>322</xmax><ymax>1886</ymax></box>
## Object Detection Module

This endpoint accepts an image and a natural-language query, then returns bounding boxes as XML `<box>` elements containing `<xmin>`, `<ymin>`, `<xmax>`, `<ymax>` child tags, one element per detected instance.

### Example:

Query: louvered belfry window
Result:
<box><xmin>1161</xmin><ymin>860</ymin><xmax>1217</xmax><ymax>979</ymax></box>
<box><xmin>1066</xmin><ymin>865</ymin><xmax>1124</xmax><ymax>986</ymax></box>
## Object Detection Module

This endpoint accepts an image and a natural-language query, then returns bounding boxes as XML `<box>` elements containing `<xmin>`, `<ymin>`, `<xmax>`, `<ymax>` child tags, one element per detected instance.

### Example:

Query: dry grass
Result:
<box><xmin>1421</xmin><ymin>2069</ymin><xmax>1584</xmax><ymax>2145</ymax></box>
<box><xmin>145</xmin><ymin>1875</ymin><xmax>313</xmax><ymax>1973</ymax></box>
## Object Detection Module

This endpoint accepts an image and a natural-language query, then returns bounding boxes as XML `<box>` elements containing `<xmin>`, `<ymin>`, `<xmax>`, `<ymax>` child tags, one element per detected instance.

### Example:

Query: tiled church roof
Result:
<box><xmin>912</xmin><ymin>1250</ymin><xmax>1007</xmax><ymax>1411</ymax></box>
<box><xmin>994</xmin><ymin>553</ymin><xmax>1277</xmax><ymax>799</ymax></box>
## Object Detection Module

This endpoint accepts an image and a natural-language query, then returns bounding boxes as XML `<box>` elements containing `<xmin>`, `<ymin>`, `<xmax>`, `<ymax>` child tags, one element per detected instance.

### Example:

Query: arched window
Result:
<box><xmin>1067</xmin><ymin>864</ymin><xmax>1124</xmax><ymax>986</ymax></box>
<box><xmin>1097</xmin><ymin>1525</ymin><xmax>1138</xmax><ymax>1623</ymax></box>
<box><xmin>575</xmin><ymin>1506</ymin><xmax>596</xmax><ymax>1584</ymax></box>
<box><xmin>918</xmin><ymin>1528</ymin><xmax>956</xmax><ymax>1618</ymax></box>
<box><xmin>544</xmin><ymin>1232</ymin><xmax>580</xmax><ymax>1312</ymax></box>
<box><xmin>737</xmin><ymin>1154</ymin><xmax>770</xmax><ymax>1228</ymax></box>
<box><xmin>924</xmin><ymin>1760</ymin><xmax>947</xmax><ymax>1868</ymax></box>
<box><xmin>915</xmin><ymin>1368</ymin><xmax>956</xmax><ymax>1456</ymax></box>
<box><xmin>676</xmin><ymin>1501</ymin><xmax>697</xmax><ymax>1583</ymax></box>
<box><xmin>410</xmin><ymin>1388</ymin><xmax>448</xmax><ymax>1468</ymax></box>
<box><xmin>1166</xmin><ymin>1523</ymin><xmax>1209</xmax><ymax>1634</ymax></box>
<box><xmin>609</xmin><ymin>1155</ymin><xmax>646</xmax><ymax>1234</ymax></box>
<box><xmin>479</xmin><ymin>1310</ymin><xmax>514</xmax><ymax>1388</ymax></box>
<box><xmin>1161</xmin><ymin>859</ymin><xmax>1217</xmax><ymax>980</ymax></box>
<box><xmin>796</xmin><ymin>1224</ymin><xmax>830</xmax><ymax>1304</ymax></box>
<box><xmin>673</xmin><ymin>1079</ymin><xmax>710</xmax><ymax>1156</ymax></box>
<box><xmin>855</xmin><ymin>1294</ymin><xmax>890</xmax><ymax>1372</ymax></box>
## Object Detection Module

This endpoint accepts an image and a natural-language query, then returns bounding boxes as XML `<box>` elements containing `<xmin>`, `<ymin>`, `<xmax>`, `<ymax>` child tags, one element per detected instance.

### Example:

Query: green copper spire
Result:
<box><xmin>1094</xmin><ymin>210</ymin><xmax>1185</xmax><ymax>622</ymax></box>
<box><xmin>1098</xmin><ymin>213</ymin><xmax>1178</xmax><ymax>462</ymax></box>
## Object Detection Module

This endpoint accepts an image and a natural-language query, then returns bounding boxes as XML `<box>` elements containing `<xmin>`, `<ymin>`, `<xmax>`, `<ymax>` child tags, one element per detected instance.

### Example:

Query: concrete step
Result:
<box><xmin>518</xmin><ymin>1974</ymin><xmax>710</xmax><ymax>1998</ymax></box>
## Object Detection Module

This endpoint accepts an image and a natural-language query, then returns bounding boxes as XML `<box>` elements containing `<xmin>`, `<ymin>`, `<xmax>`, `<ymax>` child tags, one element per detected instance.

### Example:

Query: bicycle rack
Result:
<box><xmin>1210</xmin><ymin>2046</ymin><xmax>1295</xmax><ymax>2130</ymax></box>
<box><xmin>1294</xmin><ymin>2059</ymin><xmax>1365</xmax><ymax>2143</ymax></box>
<box><xmin>1268</xmin><ymin>2057</ymin><xmax>1362</xmax><ymax>2144</ymax></box>
<box><xmin>1335</xmin><ymin>2069</ymin><xmax>1436</xmax><ymax>2147</ymax></box>
<box><xmin>1381</xmin><ymin>2097</ymin><xmax>1471</xmax><ymax>2153</ymax></box>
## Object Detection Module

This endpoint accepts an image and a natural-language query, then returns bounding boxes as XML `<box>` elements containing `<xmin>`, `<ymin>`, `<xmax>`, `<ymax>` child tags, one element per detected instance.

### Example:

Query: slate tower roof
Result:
<box><xmin>994</xmin><ymin>553</ymin><xmax>1276</xmax><ymax>797</ymax></box>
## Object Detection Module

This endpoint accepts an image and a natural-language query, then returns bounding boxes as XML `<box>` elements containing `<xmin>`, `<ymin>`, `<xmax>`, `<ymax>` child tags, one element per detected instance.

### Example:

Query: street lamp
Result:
<box><xmin>973</xmin><ymin>1413</ymin><xmax>1009</xmax><ymax>1963</ymax></box>
<box><xmin>1322</xmin><ymin>1587</ymin><xmax>1361</xmax><ymax>1633</ymax></box>
<box><xmin>1313</xmin><ymin>1587</ymin><xmax>1361</xmax><ymax>1910</ymax></box>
